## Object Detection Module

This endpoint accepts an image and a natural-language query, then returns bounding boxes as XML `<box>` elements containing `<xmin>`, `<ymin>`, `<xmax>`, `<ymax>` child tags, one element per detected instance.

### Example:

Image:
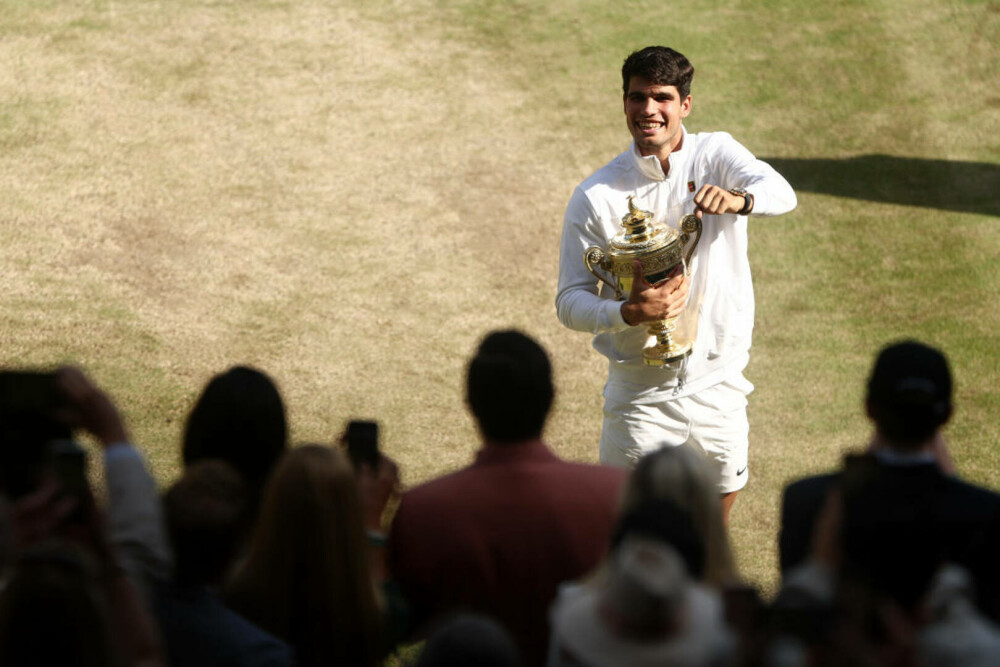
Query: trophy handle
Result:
<box><xmin>583</xmin><ymin>246</ymin><xmax>619</xmax><ymax>296</ymax></box>
<box><xmin>679</xmin><ymin>214</ymin><xmax>702</xmax><ymax>268</ymax></box>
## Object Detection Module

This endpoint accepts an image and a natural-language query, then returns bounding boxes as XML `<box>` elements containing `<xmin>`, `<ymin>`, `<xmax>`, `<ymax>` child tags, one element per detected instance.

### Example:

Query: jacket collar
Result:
<box><xmin>872</xmin><ymin>448</ymin><xmax>938</xmax><ymax>466</ymax></box>
<box><xmin>629</xmin><ymin>125</ymin><xmax>689</xmax><ymax>182</ymax></box>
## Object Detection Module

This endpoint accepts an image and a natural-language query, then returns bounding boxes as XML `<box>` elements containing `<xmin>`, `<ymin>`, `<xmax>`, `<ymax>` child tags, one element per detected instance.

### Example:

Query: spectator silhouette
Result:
<box><xmin>389</xmin><ymin>330</ymin><xmax>626</xmax><ymax>667</ymax></box>
<box><xmin>155</xmin><ymin>461</ymin><xmax>293</xmax><ymax>667</ymax></box>
<box><xmin>774</xmin><ymin>341</ymin><xmax>1000</xmax><ymax>664</ymax></box>
<box><xmin>548</xmin><ymin>537</ymin><xmax>733</xmax><ymax>667</ymax></box>
<box><xmin>0</xmin><ymin>367</ymin><xmax>168</xmax><ymax>666</ymax></box>
<box><xmin>0</xmin><ymin>543</ymin><xmax>117</xmax><ymax>667</ymax></box>
<box><xmin>226</xmin><ymin>445</ymin><xmax>384</xmax><ymax>667</ymax></box>
<box><xmin>621</xmin><ymin>445</ymin><xmax>738</xmax><ymax>587</ymax></box>
<box><xmin>779</xmin><ymin>341</ymin><xmax>1000</xmax><ymax>584</ymax></box>
<box><xmin>182</xmin><ymin>366</ymin><xmax>287</xmax><ymax>524</ymax></box>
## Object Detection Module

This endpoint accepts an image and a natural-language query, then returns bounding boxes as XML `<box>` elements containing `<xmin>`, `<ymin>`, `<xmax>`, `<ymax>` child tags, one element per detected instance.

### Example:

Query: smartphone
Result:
<box><xmin>346</xmin><ymin>420</ymin><xmax>379</xmax><ymax>469</ymax></box>
<box><xmin>49</xmin><ymin>439</ymin><xmax>89</xmax><ymax>500</ymax></box>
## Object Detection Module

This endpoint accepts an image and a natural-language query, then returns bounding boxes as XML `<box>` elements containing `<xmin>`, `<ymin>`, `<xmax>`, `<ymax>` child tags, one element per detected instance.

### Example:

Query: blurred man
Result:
<box><xmin>556</xmin><ymin>46</ymin><xmax>797</xmax><ymax>521</ymax></box>
<box><xmin>389</xmin><ymin>330</ymin><xmax>626</xmax><ymax>667</ymax></box>
<box><xmin>155</xmin><ymin>461</ymin><xmax>293</xmax><ymax>667</ymax></box>
<box><xmin>779</xmin><ymin>341</ymin><xmax>1000</xmax><ymax>590</ymax></box>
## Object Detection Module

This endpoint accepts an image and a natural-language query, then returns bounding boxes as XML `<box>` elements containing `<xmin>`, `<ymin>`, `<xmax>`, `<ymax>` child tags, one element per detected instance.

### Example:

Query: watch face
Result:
<box><xmin>729</xmin><ymin>188</ymin><xmax>751</xmax><ymax>215</ymax></box>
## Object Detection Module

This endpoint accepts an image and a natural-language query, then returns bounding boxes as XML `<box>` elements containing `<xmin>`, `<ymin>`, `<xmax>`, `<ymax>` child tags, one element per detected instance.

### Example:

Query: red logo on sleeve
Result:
<box><xmin>687</xmin><ymin>181</ymin><xmax>696</xmax><ymax>192</ymax></box>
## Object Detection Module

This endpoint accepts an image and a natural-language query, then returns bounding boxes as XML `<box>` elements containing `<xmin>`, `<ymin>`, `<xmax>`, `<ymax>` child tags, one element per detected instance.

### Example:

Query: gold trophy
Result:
<box><xmin>583</xmin><ymin>196</ymin><xmax>702</xmax><ymax>366</ymax></box>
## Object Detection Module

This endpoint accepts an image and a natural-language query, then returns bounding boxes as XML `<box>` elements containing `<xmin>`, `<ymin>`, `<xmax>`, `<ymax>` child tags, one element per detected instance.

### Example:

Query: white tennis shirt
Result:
<box><xmin>556</xmin><ymin>127</ymin><xmax>797</xmax><ymax>401</ymax></box>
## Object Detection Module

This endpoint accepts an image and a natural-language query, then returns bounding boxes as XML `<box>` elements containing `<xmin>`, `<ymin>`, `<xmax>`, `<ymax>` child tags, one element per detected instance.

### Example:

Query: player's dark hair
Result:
<box><xmin>622</xmin><ymin>46</ymin><xmax>695</xmax><ymax>98</ymax></box>
<box><xmin>466</xmin><ymin>330</ymin><xmax>553</xmax><ymax>444</ymax></box>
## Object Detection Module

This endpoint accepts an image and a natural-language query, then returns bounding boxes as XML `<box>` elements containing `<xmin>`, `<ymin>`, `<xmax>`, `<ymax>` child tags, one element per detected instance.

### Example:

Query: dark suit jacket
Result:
<box><xmin>154</xmin><ymin>583</ymin><xmax>295</xmax><ymax>667</ymax></box>
<box><xmin>389</xmin><ymin>439</ymin><xmax>626</xmax><ymax>667</ymax></box>
<box><xmin>780</xmin><ymin>457</ymin><xmax>1000</xmax><ymax>584</ymax></box>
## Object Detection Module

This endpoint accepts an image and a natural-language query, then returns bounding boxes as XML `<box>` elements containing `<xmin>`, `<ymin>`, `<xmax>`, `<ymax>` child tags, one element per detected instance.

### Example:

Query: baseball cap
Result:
<box><xmin>868</xmin><ymin>341</ymin><xmax>951</xmax><ymax>411</ymax></box>
<box><xmin>866</xmin><ymin>341</ymin><xmax>952</xmax><ymax>442</ymax></box>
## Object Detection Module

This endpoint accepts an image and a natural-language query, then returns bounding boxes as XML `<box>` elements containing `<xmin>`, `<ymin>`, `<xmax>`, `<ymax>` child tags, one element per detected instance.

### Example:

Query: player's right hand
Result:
<box><xmin>620</xmin><ymin>261</ymin><xmax>689</xmax><ymax>325</ymax></box>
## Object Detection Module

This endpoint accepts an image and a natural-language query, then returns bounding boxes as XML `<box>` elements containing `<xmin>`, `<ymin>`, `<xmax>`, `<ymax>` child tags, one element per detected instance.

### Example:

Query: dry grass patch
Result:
<box><xmin>0</xmin><ymin>0</ymin><xmax>609</xmax><ymax>490</ymax></box>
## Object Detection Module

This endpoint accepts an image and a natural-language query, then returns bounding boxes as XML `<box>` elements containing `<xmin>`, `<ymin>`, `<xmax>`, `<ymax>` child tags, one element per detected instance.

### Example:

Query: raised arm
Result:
<box><xmin>56</xmin><ymin>368</ymin><xmax>172</xmax><ymax>594</ymax></box>
<box><xmin>708</xmin><ymin>134</ymin><xmax>797</xmax><ymax>217</ymax></box>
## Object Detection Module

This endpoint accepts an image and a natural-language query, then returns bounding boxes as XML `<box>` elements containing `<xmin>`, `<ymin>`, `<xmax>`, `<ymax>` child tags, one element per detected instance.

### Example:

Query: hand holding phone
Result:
<box><xmin>346</xmin><ymin>420</ymin><xmax>380</xmax><ymax>470</ymax></box>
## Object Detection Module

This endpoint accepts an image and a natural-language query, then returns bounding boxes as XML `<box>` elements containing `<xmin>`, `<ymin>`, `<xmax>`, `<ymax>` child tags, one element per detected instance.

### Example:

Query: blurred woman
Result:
<box><xmin>622</xmin><ymin>444</ymin><xmax>737</xmax><ymax>587</ymax></box>
<box><xmin>225</xmin><ymin>445</ymin><xmax>384</xmax><ymax>667</ymax></box>
<box><xmin>546</xmin><ymin>446</ymin><xmax>741</xmax><ymax>666</ymax></box>
<box><xmin>182</xmin><ymin>366</ymin><xmax>287</xmax><ymax>520</ymax></box>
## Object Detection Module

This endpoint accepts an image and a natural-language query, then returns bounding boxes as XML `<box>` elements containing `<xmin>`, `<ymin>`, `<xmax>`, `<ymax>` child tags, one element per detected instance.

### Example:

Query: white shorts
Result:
<box><xmin>599</xmin><ymin>375</ymin><xmax>754</xmax><ymax>494</ymax></box>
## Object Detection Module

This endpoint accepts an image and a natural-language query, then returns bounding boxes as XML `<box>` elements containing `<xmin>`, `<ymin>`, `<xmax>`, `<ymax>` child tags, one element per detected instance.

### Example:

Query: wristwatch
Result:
<box><xmin>728</xmin><ymin>187</ymin><xmax>754</xmax><ymax>216</ymax></box>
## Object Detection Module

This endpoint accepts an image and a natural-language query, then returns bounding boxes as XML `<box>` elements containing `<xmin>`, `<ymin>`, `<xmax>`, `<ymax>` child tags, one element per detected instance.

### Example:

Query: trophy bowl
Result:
<box><xmin>583</xmin><ymin>196</ymin><xmax>702</xmax><ymax>366</ymax></box>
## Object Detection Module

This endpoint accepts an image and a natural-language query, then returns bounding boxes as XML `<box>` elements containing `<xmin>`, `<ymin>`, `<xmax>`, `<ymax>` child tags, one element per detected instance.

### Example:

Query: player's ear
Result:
<box><xmin>680</xmin><ymin>95</ymin><xmax>692</xmax><ymax>118</ymax></box>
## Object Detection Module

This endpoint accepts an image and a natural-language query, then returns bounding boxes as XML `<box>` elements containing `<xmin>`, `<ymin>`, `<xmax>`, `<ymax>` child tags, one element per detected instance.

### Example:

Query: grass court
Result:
<box><xmin>2</xmin><ymin>0</ymin><xmax>999</xmax><ymax>592</ymax></box>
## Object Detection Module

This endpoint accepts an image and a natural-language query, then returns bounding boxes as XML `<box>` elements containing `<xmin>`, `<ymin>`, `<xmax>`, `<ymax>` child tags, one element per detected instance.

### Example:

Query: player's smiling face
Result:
<box><xmin>624</xmin><ymin>76</ymin><xmax>691</xmax><ymax>161</ymax></box>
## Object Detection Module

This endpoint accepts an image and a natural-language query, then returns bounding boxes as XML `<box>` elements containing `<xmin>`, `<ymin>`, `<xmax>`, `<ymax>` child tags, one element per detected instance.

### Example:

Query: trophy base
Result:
<box><xmin>642</xmin><ymin>340</ymin><xmax>693</xmax><ymax>366</ymax></box>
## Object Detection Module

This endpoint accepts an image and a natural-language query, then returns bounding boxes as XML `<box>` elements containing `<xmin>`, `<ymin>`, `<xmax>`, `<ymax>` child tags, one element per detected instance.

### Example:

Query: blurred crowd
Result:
<box><xmin>1</xmin><ymin>332</ymin><xmax>999</xmax><ymax>667</ymax></box>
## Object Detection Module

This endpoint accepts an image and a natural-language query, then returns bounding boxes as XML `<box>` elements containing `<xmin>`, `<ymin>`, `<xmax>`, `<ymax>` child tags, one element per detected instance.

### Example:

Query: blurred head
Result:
<box><xmin>466</xmin><ymin>330</ymin><xmax>553</xmax><ymax>444</ymax></box>
<box><xmin>611</xmin><ymin>497</ymin><xmax>706</xmax><ymax>580</ymax></box>
<box><xmin>182</xmin><ymin>366</ymin><xmax>287</xmax><ymax>497</ymax></box>
<box><xmin>621</xmin><ymin>46</ymin><xmax>695</xmax><ymax>99</ymax></box>
<box><xmin>551</xmin><ymin>537</ymin><xmax>732</xmax><ymax>666</ymax></box>
<box><xmin>0</xmin><ymin>544</ymin><xmax>115</xmax><ymax>667</ymax></box>
<box><xmin>622</xmin><ymin>445</ymin><xmax>736</xmax><ymax>586</ymax></box>
<box><xmin>866</xmin><ymin>341</ymin><xmax>952</xmax><ymax>449</ymax></box>
<box><xmin>164</xmin><ymin>460</ymin><xmax>248</xmax><ymax>587</ymax></box>
<box><xmin>415</xmin><ymin>614</ymin><xmax>520</xmax><ymax>667</ymax></box>
<box><xmin>227</xmin><ymin>445</ymin><xmax>382</xmax><ymax>667</ymax></box>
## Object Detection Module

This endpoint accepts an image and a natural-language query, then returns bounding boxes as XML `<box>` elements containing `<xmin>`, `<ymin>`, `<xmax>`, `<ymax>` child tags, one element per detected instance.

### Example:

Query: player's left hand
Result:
<box><xmin>694</xmin><ymin>184</ymin><xmax>745</xmax><ymax>218</ymax></box>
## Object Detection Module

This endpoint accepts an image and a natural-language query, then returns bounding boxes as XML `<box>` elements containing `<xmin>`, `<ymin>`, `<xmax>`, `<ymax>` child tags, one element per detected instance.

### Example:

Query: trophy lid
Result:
<box><xmin>608</xmin><ymin>196</ymin><xmax>680</xmax><ymax>260</ymax></box>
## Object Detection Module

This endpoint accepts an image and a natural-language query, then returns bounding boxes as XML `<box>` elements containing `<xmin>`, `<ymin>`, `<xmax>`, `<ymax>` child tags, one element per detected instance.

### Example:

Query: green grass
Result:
<box><xmin>1</xmin><ymin>0</ymin><xmax>998</xmax><ymax>612</ymax></box>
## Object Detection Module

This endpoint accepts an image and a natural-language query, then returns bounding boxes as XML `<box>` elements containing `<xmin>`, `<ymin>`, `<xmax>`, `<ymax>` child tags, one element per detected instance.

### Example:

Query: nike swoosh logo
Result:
<box><xmin>736</xmin><ymin>466</ymin><xmax>747</xmax><ymax>476</ymax></box>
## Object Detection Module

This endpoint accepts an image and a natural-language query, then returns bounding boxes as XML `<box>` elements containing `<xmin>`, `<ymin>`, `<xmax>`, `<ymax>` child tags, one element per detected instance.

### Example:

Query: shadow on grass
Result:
<box><xmin>761</xmin><ymin>155</ymin><xmax>1000</xmax><ymax>217</ymax></box>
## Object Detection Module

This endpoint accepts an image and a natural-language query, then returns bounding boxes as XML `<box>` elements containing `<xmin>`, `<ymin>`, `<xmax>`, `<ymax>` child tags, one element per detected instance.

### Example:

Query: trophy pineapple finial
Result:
<box><xmin>622</xmin><ymin>195</ymin><xmax>653</xmax><ymax>239</ymax></box>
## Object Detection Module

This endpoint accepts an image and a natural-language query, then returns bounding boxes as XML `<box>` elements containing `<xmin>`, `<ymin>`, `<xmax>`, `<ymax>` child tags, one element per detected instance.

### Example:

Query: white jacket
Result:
<box><xmin>556</xmin><ymin>128</ymin><xmax>796</xmax><ymax>400</ymax></box>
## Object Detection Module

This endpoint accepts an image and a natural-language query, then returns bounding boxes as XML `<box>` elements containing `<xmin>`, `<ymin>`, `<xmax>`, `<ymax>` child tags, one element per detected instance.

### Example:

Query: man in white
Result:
<box><xmin>556</xmin><ymin>46</ymin><xmax>797</xmax><ymax>521</ymax></box>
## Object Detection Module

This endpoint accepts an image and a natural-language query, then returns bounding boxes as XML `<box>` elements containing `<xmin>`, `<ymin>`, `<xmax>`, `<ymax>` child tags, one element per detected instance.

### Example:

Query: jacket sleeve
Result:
<box><xmin>555</xmin><ymin>187</ymin><xmax>631</xmax><ymax>334</ymax></box>
<box><xmin>104</xmin><ymin>443</ymin><xmax>173</xmax><ymax>596</ymax></box>
<box><xmin>712</xmin><ymin>134</ymin><xmax>797</xmax><ymax>217</ymax></box>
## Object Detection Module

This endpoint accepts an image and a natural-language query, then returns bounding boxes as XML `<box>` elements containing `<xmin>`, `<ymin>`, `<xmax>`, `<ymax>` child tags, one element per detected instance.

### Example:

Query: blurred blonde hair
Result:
<box><xmin>621</xmin><ymin>444</ymin><xmax>737</xmax><ymax>587</ymax></box>
<box><xmin>226</xmin><ymin>444</ymin><xmax>383</xmax><ymax>667</ymax></box>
